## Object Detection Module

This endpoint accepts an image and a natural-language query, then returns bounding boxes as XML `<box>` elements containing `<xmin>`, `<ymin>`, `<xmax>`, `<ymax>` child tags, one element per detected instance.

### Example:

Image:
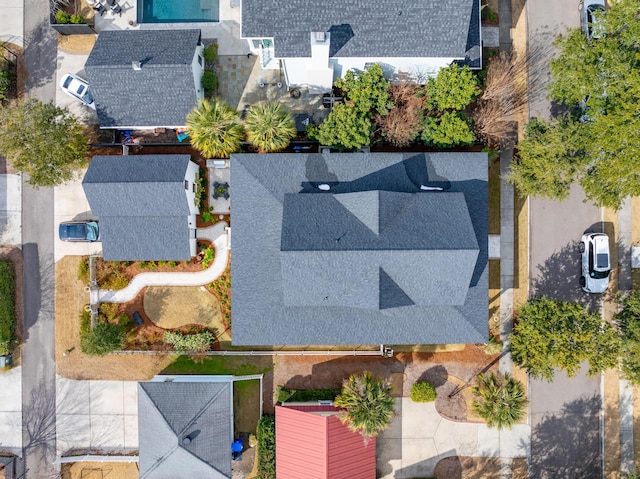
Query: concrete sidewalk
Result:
<box><xmin>377</xmin><ymin>398</ymin><xmax>530</xmax><ymax>478</ymax></box>
<box><xmin>99</xmin><ymin>223</ymin><xmax>229</xmax><ymax>303</ymax></box>
<box><xmin>0</xmin><ymin>0</ymin><xmax>23</xmax><ymax>47</ymax></box>
<box><xmin>0</xmin><ymin>174</ymin><xmax>22</xmax><ymax>246</ymax></box>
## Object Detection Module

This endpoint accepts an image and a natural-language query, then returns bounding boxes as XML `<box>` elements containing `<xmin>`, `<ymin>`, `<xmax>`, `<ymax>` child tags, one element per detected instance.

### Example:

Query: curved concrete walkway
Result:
<box><xmin>98</xmin><ymin>222</ymin><xmax>229</xmax><ymax>303</ymax></box>
<box><xmin>377</xmin><ymin>398</ymin><xmax>530</xmax><ymax>478</ymax></box>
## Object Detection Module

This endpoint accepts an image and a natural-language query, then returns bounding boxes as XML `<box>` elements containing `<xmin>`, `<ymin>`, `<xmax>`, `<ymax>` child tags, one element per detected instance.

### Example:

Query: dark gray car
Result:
<box><xmin>58</xmin><ymin>220</ymin><xmax>100</xmax><ymax>242</ymax></box>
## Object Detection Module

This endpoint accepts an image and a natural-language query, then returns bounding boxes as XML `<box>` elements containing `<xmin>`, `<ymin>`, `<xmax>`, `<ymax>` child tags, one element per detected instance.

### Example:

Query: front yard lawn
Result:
<box><xmin>162</xmin><ymin>354</ymin><xmax>273</xmax><ymax>376</ymax></box>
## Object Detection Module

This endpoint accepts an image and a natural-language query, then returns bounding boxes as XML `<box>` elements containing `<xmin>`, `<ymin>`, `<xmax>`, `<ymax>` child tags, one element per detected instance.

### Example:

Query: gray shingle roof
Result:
<box><xmin>231</xmin><ymin>152</ymin><xmax>488</xmax><ymax>346</ymax></box>
<box><xmin>83</xmin><ymin>155</ymin><xmax>194</xmax><ymax>261</ymax></box>
<box><xmin>138</xmin><ymin>381</ymin><xmax>231</xmax><ymax>479</ymax></box>
<box><xmin>242</xmin><ymin>0</ymin><xmax>480</xmax><ymax>63</ymax></box>
<box><xmin>85</xmin><ymin>29</ymin><xmax>201</xmax><ymax>128</ymax></box>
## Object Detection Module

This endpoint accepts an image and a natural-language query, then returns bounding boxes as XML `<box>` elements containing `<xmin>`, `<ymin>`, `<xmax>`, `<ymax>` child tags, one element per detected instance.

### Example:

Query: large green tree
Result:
<box><xmin>308</xmin><ymin>102</ymin><xmax>372</xmax><ymax>150</ymax></box>
<box><xmin>0</xmin><ymin>99</ymin><xmax>90</xmax><ymax>187</ymax></box>
<box><xmin>616</xmin><ymin>289</ymin><xmax>640</xmax><ymax>385</ymax></box>
<box><xmin>334</xmin><ymin>372</ymin><xmax>395</xmax><ymax>440</ymax></box>
<box><xmin>335</xmin><ymin>63</ymin><xmax>392</xmax><ymax>116</ymax></box>
<box><xmin>472</xmin><ymin>372</ymin><xmax>528</xmax><ymax>430</ymax></box>
<box><xmin>512</xmin><ymin>0</ymin><xmax>640</xmax><ymax>209</ymax></box>
<box><xmin>510</xmin><ymin>296</ymin><xmax>619</xmax><ymax>381</ymax></box>
<box><xmin>420</xmin><ymin>111</ymin><xmax>475</xmax><ymax>148</ymax></box>
<box><xmin>186</xmin><ymin>98</ymin><xmax>243</xmax><ymax>159</ymax></box>
<box><xmin>244</xmin><ymin>101</ymin><xmax>296</xmax><ymax>153</ymax></box>
<box><xmin>425</xmin><ymin>64</ymin><xmax>480</xmax><ymax>111</ymax></box>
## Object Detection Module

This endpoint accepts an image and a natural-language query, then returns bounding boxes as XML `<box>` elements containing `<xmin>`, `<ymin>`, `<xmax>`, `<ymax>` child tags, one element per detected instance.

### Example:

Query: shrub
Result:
<box><xmin>203</xmin><ymin>44</ymin><xmax>218</xmax><ymax>63</ymax></box>
<box><xmin>0</xmin><ymin>69</ymin><xmax>11</xmax><ymax>101</ymax></box>
<box><xmin>77</xmin><ymin>257</ymin><xmax>90</xmax><ymax>284</ymax></box>
<box><xmin>410</xmin><ymin>381</ymin><xmax>437</xmax><ymax>402</ymax></box>
<box><xmin>79</xmin><ymin>314</ymin><xmax>126</xmax><ymax>356</ymax></box>
<box><xmin>0</xmin><ymin>260</ymin><xmax>16</xmax><ymax>356</ymax></box>
<box><xmin>256</xmin><ymin>415</ymin><xmax>276</xmax><ymax>479</ymax></box>
<box><xmin>201</xmin><ymin>69</ymin><xmax>218</xmax><ymax>91</ymax></box>
<box><xmin>244</xmin><ymin>102</ymin><xmax>296</xmax><ymax>153</ymax></box>
<box><xmin>202</xmin><ymin>247</ymin><xmax>215</xmax><ymax>269</ymax></box>
<box><xmin>472</xmin><ymin>372</ymin><xmax>528</xmax><ymax>429</ymax></box>
<box><xmin>425</xmin><ymin>64</ymin><xmax>480</xmax><ymax>111</ymax></box>
<box><xmin>311</xmin><ymin>102</ymin><xmax>372</xmax><ymax>150</ymax></box>
<box><xmin>70</xmin><ymin>14</ymin><xmax>85</xmax><ymax>24</ymax></box>
<box><xmin>420</xmin><ymin>112</ymin><xmax>475</xmax><ymax>148</ymax></box>
<box><xmin>164</xmin><ymin>330</ymin><xmax>215</xmax><ymax>352</ymax></box>
<box><xmin>55</xmin><ymin>10</ymin><xmax>70</xmax><ymax>23</ymax></box>
<box><xmin>481</xmin><ymin>2</ymin><xmax>498</xmax><ymax>23</ymax></box>
<box><xmin>276</xmin><ymin>386</ymin><xmax>341</xmax><ymax>404</ymax></box>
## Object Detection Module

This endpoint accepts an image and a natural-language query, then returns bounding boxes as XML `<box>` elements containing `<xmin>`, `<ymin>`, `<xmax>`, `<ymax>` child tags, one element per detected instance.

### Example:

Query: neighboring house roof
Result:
<box><xmin>276</xmin><ymin>405</ymin><xmax>376</xmax><ymax>479</ymax></box>
<box><xmin>82</xmin><ymin>155</ymin><xmax>194</xmax><ymax>261</ymax></box>
<box><xmin>85</xmin><ymin>29</ymin><xmax>201</xmax><ymax>128</ymax></box>
<box><xmin>138</xmin><ymin>381</ymin><xmax>232</xmax><ymax>479</ymax></box>
<box><xmin>242</xmin><ymin>0</ymin><xmax>480</xmax><ymax>64</ymax></box>
<box><xmin>231</xmin><ymin>152</ymin><xmax>488</xmax><ymax>346</ymax></box>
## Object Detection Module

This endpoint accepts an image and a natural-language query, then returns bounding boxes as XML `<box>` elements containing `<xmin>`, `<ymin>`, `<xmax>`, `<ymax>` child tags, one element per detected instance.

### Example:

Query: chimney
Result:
<box><xmin>132</xmin><ymin>60</ymin><xmax>142</xmax><ymax>70</ymax></box>
<box><xmin>313</xmin><ymin>31</ymin><xmax>326</xmax><ymax>43</ymax></box>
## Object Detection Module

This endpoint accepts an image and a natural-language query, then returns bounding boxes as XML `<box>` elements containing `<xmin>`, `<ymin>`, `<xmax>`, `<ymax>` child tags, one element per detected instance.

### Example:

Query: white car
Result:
<box><xmin>59</xmin><ymin>73</ymin><xmax>96</xmax><ymax>109</ymax></box>
<box><xmin>583</xmin><ymin>0</ymin><xmax>606</xmax><ymax>40</ymax></box>
<box><xmin>580</xmin><ymin>233</ymin><xmax>610</xmax><ymax>293</ymax></box>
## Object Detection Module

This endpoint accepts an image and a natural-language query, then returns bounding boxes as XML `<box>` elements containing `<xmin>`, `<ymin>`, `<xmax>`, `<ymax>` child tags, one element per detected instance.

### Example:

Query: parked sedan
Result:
<box><xmin>59</xmin><ymin>221</ymin><xmax>100</xmax><ymax>242</ymax></box>
<box><xmin>583</xmin><ymin>0</ymin><xmax>606</xmax><ymax>40</ymax></box>
<box><xmin>59</xmin><ymin>73</ymin><xmax>96</xmax><ymax>109</ymax></box>
<box><xmin>580</xmin><ymin>232</ymin><xmax>610</xmax><ymax>293</ymax></box>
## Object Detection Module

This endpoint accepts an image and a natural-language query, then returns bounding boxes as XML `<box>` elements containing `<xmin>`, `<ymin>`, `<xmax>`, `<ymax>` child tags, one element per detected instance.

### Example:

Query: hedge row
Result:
<box><xmin>276</xmin><ymin>386</ymin><xmax>341</xmax><ymax>404</ymax></box>
<box><xmin>256</xmin><ymin>415</ymin><xmax>275</xmax><ymax>479</ymax></box>
<box><xmin>0</xmin><ymin>259</ymin><xmax>16</xmax><ymax>355</ymax></box>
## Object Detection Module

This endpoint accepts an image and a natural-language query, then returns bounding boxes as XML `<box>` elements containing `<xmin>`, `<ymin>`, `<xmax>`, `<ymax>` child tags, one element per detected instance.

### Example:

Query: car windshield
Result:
<box><xmin>82</xmin><ymin>90</ymin><xmax>94</xmax><ymax>104</ymax></box>
<box><xmin>86</xmin><ymin>222</ymin><xmax>98</xmax><ymax>241</ymax></box>
<box><xmin>591</xmin><ymin>269</ymin><xmax>610</xmax><ymax>279</ymax></box>
<box><xmin>63</xmin><ymin>76</ymin><xmax>73</xmax><ymax>88</ymax></box>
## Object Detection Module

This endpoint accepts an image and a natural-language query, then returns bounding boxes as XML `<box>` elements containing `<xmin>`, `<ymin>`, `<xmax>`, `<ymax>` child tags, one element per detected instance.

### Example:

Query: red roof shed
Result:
<box><xmin>275</xmin><ymin>405</ymin><xmax>376</xmax><ymax>479</ymax></box>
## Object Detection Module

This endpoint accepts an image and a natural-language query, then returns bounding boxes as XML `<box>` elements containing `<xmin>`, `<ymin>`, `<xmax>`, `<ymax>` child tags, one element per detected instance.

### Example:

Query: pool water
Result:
<box><xmin>138</xmin><ymin>0</ymin><xmax>219</xmax><ymax>23</ymax></box>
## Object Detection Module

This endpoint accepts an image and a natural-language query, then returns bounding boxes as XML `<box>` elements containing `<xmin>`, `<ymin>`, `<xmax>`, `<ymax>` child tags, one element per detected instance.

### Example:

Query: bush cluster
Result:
<box><xmin>201</xmin><ymin>69</ymin><xmax>218</xmax><ymax>92</ymax></box>
<box><xmin>276</xmin><ymin>386</ymin><xmax>341</xmax><ymax>404</ymax></box>
<box><xmin>0</xmin><ymin>260</ymin><xmax>16</xmax><ymax>356</ymax></box>
<box><xmin>164</xmin><ymin>330</ymin><xmax>215</xmax><ymax>352</ymax></box>
<box><xmin>79</xmin><ymin>311</ymin><xmax>126</xmax><ymax>356</ymax></box>
<box><xmin>409</xmin><ymin>381</ymin><xmax>437</xmax><ymax>402</ymax></box>
<box><xmin>203</xmin><ymin>44</ymin><xmax>218</xmax><ymax>63</ymax></box>
<box><xmin>256</xmin><ymin>415</ymin><xmax>276</xmax><ymax>479</ymax></box>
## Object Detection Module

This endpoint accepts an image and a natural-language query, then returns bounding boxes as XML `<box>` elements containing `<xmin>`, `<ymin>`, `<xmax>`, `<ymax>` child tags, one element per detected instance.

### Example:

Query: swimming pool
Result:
<box><xmin>137</xmin><ymin>0</ymin><xmax>219</xmax><ymax>23</ymax></box>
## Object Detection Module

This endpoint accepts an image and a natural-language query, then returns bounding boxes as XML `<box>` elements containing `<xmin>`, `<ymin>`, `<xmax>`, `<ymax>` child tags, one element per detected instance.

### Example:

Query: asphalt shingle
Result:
<box><xmin>231</xmin><ymin>152</ymin><xmax>488</xmax><ymax>346</ymax></box>
<box><xmin>85</xmin><ymin>29</ymin><xmax>201</xmax><ymax>128</ymax></box>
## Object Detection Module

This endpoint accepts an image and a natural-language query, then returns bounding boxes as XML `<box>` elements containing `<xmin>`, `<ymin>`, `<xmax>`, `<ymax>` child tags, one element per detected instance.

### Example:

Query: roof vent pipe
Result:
<box><xmin>132</xmin><ymin>60</ymin><xmax>142</xmax><ymax>71</ymax></box>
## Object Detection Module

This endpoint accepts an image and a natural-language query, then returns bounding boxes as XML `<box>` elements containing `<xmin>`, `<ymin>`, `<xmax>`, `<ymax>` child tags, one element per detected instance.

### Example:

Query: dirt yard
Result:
<box><xmin>56</xmin><ymin>256</ymin><xmax>173</xmax><ymax>380</ymax></box>
<box><xmin>435</xmin><ymin>456</ymin><xmax>528</xmax><ymax>479</ymax></box>
<box><xmin>61</xmin><ymin>461</ymin><xmax>139</xmax><ymax>479</ymax></box>
<box><xmin>143</xmin><ymin>286</ymin><xmax>223</xmax><ymax>330</ymax></box>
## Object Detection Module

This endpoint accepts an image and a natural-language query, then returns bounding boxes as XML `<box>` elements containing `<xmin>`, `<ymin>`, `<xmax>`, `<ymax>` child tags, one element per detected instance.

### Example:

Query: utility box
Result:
<box><xmin>0</xmin><ymin>353</ymin><xmax>13</xmax><ymax>367</ymax></box>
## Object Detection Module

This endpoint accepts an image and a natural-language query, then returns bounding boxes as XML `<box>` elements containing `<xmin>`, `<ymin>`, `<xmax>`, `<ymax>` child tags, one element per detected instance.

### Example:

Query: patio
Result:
<box><xmin>208</xmin><ymin>164</ymin><xmax>230</xmax><ymax>214</ymax></box>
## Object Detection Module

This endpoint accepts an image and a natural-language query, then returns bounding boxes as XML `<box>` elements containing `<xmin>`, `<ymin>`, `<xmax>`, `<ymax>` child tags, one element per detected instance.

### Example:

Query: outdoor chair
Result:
<box><xmin>92</xmin><ymin>2</ymin><xmax>107</xmax><ymax>16</ymax></box>
<box><xmin>111</xmin><ymin>1</ymin><xmax>122</xmax><ymax>15</ymax></box>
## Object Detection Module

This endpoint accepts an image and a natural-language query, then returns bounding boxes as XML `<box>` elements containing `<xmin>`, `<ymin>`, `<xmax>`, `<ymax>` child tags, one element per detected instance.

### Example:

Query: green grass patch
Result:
<box><xmin>256</xmin><ymin>415</ymin><xmax>275</xmax><ymax>479</ymax></box>
<box><xmin>162</xmin><ymin>355</ymin><xmax>273</xmax><ymax>376</ymax></box>
<box><xmin>234</xmin><ymin>379</ymin><xmax>261</xmax><ymax>434</ymax></box>
<box><xmin>487</xmin><ymin>147</ymin><xmax>501</xmax><ymax>235</ymax></box>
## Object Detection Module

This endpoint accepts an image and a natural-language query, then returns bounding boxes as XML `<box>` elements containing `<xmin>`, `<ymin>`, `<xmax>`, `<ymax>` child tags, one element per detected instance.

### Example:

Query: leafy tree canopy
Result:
<box><xmin>510</xmin><ymin>296</ymin><xmax>619</xmax><ymax>381</ymax></box>
<box><xmin>0</xmin><ymin>99</ymin><xmax>90</xmax><ymax>187</ymax></box>
<box><xmin>308</xmin><ymin>102</ymin><xmax>372</xmax><ymax>151</ymax></box>
<box><xmin>616</xmin><ymin>289</ymin><xmax>640</xmax><ymax>385</ymax></box>
<box><xmin>515</xmin><ymin>0</ymin><xmax>640</xmax><ymax>208</ymax></box>
<box><xmin>420</xmin><ymin>111</ymin><xmax>475</xmax><ymax>148</ymax></box>
<box><xmin>335</xmin><ymin>63</ymin><xmax>392</xmax><ymax>116</ymax></box>
<box><xmin>334</xmin><ymin>372</ymin><xmax>395</xmax><ymax>439</ymax></box>
<box><xmin>425</xmin><ymin>64</ymin><xmax>480</xmax><ymax>111</ymax></box>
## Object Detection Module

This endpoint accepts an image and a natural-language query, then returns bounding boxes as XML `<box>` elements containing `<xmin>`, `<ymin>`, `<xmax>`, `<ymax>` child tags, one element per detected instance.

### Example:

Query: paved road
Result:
<box><xmin>526</xmin><ymin>1</ymin><xmax>605</xmax><ymax>478</ymax></box>
<box><xmin>22</xmin><ymin>0</ymin><xmax>58</xmax><ymax>475</ymax></box>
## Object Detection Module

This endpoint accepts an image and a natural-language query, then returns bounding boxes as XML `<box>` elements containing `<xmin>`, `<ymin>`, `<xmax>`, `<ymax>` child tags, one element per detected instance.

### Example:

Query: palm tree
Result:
<box><xmin>186</xmin><ymin>98</ymin><xmax>244</xmax><ymax>158</ymax></box>
<box><xmin>334</xmin><ymin>372</ymin><xmax>395</xmax><ymax>440</ymax></box>
<box><xmin>471</xmin><ymin>372</ymin><xmax>528</xmax><ymax>430</ymax></box>
<box><xmin>244</xmin><ymin>101</ymin><xmax>296</xmax><ymax>153</ymax></box>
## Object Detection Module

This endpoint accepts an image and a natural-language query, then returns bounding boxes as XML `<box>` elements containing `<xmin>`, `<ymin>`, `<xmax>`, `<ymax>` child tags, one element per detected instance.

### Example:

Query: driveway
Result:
<box><xmin>0</xmin><ymin>366</ymin><xmax>22</xmax><ymax>455</ymax></box>
<box><xmin>54</xmin><ymin>177</ymin><xmax>102</xmax><ymax>262</ymax></box>
<box><xmin>56</xmin><ymin>376</ymin><xmax>138</xmax><ymax>456</ymax></box>
<box><xmin>377</xmin><ymin>398</ymin><xmax>529</xmax><ymax>478</ymax></box>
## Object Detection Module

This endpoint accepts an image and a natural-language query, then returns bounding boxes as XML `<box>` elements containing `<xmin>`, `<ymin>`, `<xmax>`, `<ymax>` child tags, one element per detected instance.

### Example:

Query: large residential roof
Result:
<box><xmin>242</xmin><ymin>0</ymin><xmax>480</xmax><ymax>63</ymax></box>
<box><xmin>231</xmin><ymin>152</ymin><xmax>488</xmax><ymax>346</ymax></box>
<box><xmin>276</xmin><ymin>405</ymin><xmax>376</xmax><ymax>479</ymax></box>
<box><xmin>82</xmin><ymin>155</ymin><xmax>194</xmax><ymax>261</ymax></box>
<box><xmin>85</xmin><ymin>29</ymin><xmax>201</xmax><ymax>128</ymax></box>
<box><xmin>138</xmin><ymin>381</ymin><xmax>232</xmax><ymax>479</ymax></box>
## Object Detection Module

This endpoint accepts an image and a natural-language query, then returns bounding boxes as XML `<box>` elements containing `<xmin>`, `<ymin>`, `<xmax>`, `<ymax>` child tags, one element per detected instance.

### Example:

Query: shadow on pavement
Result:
<box><xmin>529</xmin><ymin>395</ymin><xmax>602</xmax><ymax>479</ymax></box>
<box><xmin>24</xmin><ymin>18</ymin><xmax>57</xmax><ymax>92</ymax></box>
